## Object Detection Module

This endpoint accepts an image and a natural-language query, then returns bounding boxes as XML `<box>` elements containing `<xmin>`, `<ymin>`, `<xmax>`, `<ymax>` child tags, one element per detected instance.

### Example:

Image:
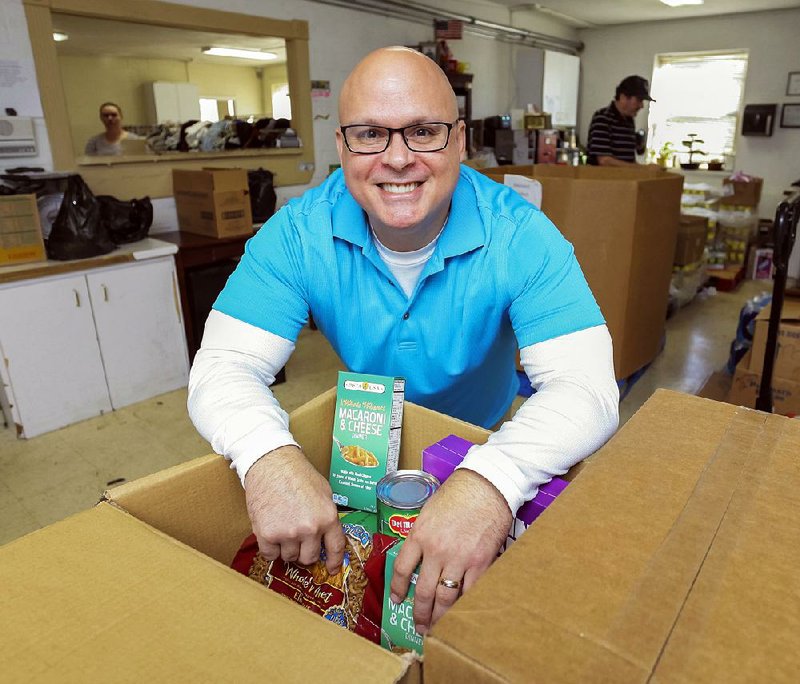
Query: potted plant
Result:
<box><xmin>656</xmin><ymin>142</ymin><xmax>674</xmax><ymax>168</ymax></box>
<box><xmin>680</xmin><ymin>134</ymin><xmax>706</xmax><ymax>170</ymax></box>
<box><xmin>707</xmin><ymin>158</ymin><xmax>724</xmax><ymax>171</ymax></box>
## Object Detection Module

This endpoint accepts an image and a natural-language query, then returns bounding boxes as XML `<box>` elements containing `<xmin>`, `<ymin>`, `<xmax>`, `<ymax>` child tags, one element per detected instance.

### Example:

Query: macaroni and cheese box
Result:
<box><xmin>330</xmin><ymin>372</ymin><xmax>405</xmax><ymax>512</ymax></box>
<box><xmin>381</xmin><ymin>542</ymin><xmax>423</xmax><ymax>655</ymax></box>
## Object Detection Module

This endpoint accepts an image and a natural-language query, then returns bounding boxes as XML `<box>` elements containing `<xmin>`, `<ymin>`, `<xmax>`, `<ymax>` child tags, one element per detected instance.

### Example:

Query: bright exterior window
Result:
<box><xmin>199</xmin><ymin>97</ymin><xmax>236</xmax><ymax>122</ymax></box>
<box><xmin>271</xmin><ymin>83</ymin><xmax>292</xmax><ymax>120</ymax></box>
<box><xmin>646</xmin><ymin>51</ymin><xmax>748</xmax><ymax>169</ymax></box>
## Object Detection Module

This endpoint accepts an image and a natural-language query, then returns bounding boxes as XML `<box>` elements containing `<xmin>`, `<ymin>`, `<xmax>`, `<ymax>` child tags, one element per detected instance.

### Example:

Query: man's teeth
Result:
<box><xmin>381</xmin><ymin>182</ymin><xmax>419</xmax><ymax>194</ymax></box>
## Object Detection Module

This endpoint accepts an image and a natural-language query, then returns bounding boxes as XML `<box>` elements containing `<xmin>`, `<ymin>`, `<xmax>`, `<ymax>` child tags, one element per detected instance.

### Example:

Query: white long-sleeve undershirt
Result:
<box><xmin>187</xmin><ymin>311</ymin><xmax>619</xmax><ymax>516</ymax></box>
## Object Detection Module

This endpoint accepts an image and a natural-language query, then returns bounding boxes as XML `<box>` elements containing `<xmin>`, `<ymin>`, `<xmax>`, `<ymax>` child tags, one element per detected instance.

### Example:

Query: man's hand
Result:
<box><xmin>244</xmin><ymin>445</ymin><xmax>346</xmax><ymax>574</ymax></box>
<box><xmin>389</xmin><ymin>469</ymin><xmax>513</xmax><ymax>634</ymax></box>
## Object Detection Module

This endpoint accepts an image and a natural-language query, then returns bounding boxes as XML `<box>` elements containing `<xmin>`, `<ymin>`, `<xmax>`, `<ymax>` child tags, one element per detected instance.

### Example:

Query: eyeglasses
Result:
<box><xmin>340</xmin><ymin>121</ymin><xmax>457</xmax><ymax>154</ymax></box>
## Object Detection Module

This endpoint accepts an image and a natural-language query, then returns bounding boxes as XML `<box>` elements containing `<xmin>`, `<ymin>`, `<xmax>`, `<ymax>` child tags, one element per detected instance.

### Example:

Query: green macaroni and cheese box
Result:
<box><xmin>330</xmin><ymin>371</ymin><xmax>405</xmax><ymax>512</ymax></box>
<box><xmin>381</xmin><ymin>542</ymin><xmax>422</xmax><ymax>654</ymax></box>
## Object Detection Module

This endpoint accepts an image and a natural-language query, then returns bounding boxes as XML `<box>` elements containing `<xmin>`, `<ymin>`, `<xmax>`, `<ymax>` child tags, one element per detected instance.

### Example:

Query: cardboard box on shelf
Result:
<box><xmin>721</xmin><ymin>176</ymin><xmax>763</xmax><ymax>207</ymax></box>
<box><xmin>748</xmin><ymin>297</ymin><xmax>800</xmax><ymax>381</ymax></box>
<box><xmin>3</xmin><ymin>389</ymin><xmax>800</xmax><ymax>681</ymax></box>
<box><xmin>0</xmin><ymin>194</ymin><xmax>47</xmax><ymax>266</ymax></box>
<box><xmin>482</xmin><ymin>164</ymin><xmax>684</xmax><ymax>379</ymax></box>
<box><xmin>172</xmin><ymin>168</ymin><xmax>253</xmax><ymax>238</ymax></box>
<box><xmin>674</xmin><ymin>214</ymin><xmax>707</xmax><ymax>266</ymax></box>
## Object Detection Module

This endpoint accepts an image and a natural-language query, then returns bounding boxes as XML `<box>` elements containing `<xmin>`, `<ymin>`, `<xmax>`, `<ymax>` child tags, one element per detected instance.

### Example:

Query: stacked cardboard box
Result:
<box><xmin>721</xmin><ymin>176</ymin><xmax>763</xmax><ymax>208</ymax></box>
<box><xmin>3</xmin><ymin>389</ymin><xmax>799</xmax><ymax>681</ymax></box>
<box><xmin>674</xmin><ymin>214</ymin><xmax>707</xmax><ymax>266</ymax></box>
<box><xmin>0</xmin><ymin>194</ymin><xmax>47</xmax><ymax>266</ymax></box>
<box><xmin>727</xmin><ymin>297</ymin><xmax>800</xmax><ymax>415</ymax></box>
<box><xmin>482</xmin><ymin>164</ymin><xmax>684</xmax><ymax>379</ymax></box>
<box><xmin>172</xmin><ymin>168</ymin><xmax>253</xmax><ymax>238</ymax></box>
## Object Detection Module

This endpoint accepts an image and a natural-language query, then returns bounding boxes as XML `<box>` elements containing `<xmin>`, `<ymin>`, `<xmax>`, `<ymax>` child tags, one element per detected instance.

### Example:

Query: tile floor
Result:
<box><xmin>0</xmin><ymin>279</ymin><xmax>771</xmax><ymax>546</ymax></box>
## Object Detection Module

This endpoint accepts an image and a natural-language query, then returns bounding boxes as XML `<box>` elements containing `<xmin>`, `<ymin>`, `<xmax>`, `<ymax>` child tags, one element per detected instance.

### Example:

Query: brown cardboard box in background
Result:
<box><xmin>172</xmin><ymin>168</ymin><xmax>253</xmax><ymax>238</ymax></box>
<box><xmin>721</xmin><ymin>176</ymin><xmax>763</xmax><ymax>207</ymax></box>
<box><xmin>728</xmin><ymin>351</ymin><xmax>800</xmax><ymax>415</ymax></box>
<box><xmin>426</xmin><ymin>390</ymin><xmax>800</xmax><ymax>681</ymax></box>
<box><xmin>0</xmin><ymin>194</ymin><xmax>47</xmax><ymax>266</ymax></box>
<box><xmin>748</xmin><ymin>297</ymin><xmax>800</xmax><ymax>381</ymax></box>
<box><xmin>674</xmin><ymin>214</ymin><xmax>707</xmax><ymax>266</ymax></box>
<box><xmin>483</xmin><ymin>164</ymin><xmax>684</xmax><ymax>379</ymax></box>
<box><xmin>3</xmin><ymin>390</ymin><xmax>800</xmax><ymax>681</ymax></box>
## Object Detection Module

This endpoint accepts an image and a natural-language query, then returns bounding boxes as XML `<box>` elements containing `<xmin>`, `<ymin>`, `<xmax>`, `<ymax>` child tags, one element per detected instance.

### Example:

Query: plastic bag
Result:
<box><xmin>248</xmin><ymin>167</ymin><xmax>277</xmax><ymax>224</ymax></box>
<box><xmin>725</xmin><ymin>291</ymin><xmax>772</xmax><ymax>374</ymax></box>
<box><xmin>96</xmin><ymin>194</ymin><xmax>153</xmax><ymax>244</ymax></box>
<box><xmin>47</xmin><ymin>174</ymin><xmax>116</xmax><ymax>260</ymax></box>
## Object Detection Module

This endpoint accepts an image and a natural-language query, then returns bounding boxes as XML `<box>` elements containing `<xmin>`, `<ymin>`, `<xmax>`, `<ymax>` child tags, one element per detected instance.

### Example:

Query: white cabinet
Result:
<box><xmin>147</xmin><ymin>81</ymin><xmax>201</xmax><ymax>124</ymax></box>
<box><xmin>0</xmin><ymin>257</ymin><xmax>189</xmax><ymax>438</ymax></box>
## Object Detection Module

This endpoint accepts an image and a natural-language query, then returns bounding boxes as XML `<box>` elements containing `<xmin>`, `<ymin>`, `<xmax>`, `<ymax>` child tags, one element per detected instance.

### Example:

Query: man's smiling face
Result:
<box><xmin>335</xmin><ymin>47</ymin><xmax>465</xmax><ymax>251</ymax></box>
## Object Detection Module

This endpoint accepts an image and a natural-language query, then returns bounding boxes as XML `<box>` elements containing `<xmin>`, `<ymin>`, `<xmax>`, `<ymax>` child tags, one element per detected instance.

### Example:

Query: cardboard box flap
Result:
<box><xmin>426</xmin><ymin>390</ymin><xmax>800</xmax><ymax>682</ymax></box>
<box><xmin>0</xmin><ymin>504</ymin><xmax>410</xmax><ymax>683</ymax></box>
<box><xmin>104</xmin><ymin>454</ymin><xmax>249</xmax><ymax>565</ymax></box>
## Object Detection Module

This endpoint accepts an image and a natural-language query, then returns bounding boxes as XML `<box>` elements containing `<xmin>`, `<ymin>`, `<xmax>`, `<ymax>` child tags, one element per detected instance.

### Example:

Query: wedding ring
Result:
<box><xmin>438</xmin><ymin>577</ymin><xmax>462</xmax><ymax>590</ymax></box>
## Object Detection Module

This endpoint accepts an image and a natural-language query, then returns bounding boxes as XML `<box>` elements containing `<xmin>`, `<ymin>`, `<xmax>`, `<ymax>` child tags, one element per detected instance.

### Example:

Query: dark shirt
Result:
<box><xmin>587</xmin><ymin>101</ymin><xmax>636</xmax><ymax>165</ymax></box>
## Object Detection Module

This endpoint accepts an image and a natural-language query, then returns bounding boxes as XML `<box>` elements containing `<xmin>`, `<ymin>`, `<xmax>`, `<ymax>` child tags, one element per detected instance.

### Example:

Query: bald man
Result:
<box><xmin>189</xmin><ymin>46</ymin><xmax>618</xmax><ymax>634</ymax></box>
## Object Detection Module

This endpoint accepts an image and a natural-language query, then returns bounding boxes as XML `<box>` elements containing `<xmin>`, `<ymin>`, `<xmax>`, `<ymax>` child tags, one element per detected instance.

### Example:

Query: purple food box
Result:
<box><xmin>422</xmin><ymin>434</ymin><xmax>569</xmax><ymax>528</ymax></box>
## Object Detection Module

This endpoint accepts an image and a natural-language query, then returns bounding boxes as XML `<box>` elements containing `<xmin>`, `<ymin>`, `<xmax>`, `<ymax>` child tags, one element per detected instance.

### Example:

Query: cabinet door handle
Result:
<box><xmin>102</xmin><ymin>284</ymin><xmax>109</xmax><ymax>302</ymax></box>
<box><xmin>73</xmin><ymin>289</ymin><xmax>81</xmax><ymax>307</ymax></box>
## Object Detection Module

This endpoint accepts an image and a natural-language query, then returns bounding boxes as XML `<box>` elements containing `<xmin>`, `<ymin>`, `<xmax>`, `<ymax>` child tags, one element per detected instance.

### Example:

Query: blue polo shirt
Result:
<box><xmin>213</xmin><ymin>165</ymin><xmax>603</xmax><ymax>428</ymax></box>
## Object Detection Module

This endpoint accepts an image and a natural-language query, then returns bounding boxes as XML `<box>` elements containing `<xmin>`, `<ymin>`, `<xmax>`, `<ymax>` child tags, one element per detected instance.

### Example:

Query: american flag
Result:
<box><xmin>434</xmin><ymin>19</ymin><xmax>463</xmax><ymax>40</ymax></box>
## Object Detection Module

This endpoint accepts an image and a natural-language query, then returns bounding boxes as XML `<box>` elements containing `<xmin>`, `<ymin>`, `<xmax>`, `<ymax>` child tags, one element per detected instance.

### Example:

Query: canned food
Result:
<box><xmin>376</xmin><ymin>470</ymin><xmax>440</xmax><ymax>539</ymax></box>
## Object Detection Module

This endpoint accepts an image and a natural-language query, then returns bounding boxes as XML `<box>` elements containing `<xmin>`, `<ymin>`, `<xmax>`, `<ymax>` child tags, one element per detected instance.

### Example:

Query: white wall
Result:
<box><xmin>0</xmin><ymin>0</ymin><xmax>52</xmax><ymax>171</ymax></box>
<box><xmin>578</xmin><ymin>8</ymin><xmax>800</xmax><ymax>220</ymax></box>
<box><xmin>0</xmin><ymin>0</ymin><xmax>581</xmax><ymax>194</ymax></box>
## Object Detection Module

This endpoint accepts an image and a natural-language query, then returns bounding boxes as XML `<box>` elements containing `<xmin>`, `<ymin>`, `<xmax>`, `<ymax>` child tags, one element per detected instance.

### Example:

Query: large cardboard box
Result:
<box><xmin>0</xmin><ymin>193</ymin><xmax>47</xmax><ymax>266</ymax></box>
<box><xmin>674</xmin><ymin>214</ymin><xmax>707</xmax><ymax>266</ymax></box>
<box><xmin>173</xmin><ymin>168</ymin><xmax>253</xmax><ymax>238</ymax></box>
<box><xmin>3</xmin><ymin>390</ymin><xmax>800</xmax><ymax>681</ymax></box>
<box><xmin>483</xmin><ymin>164</ymin><xmax>684</xmax><ymax>379</ymax></box>
<box><xmin>0</xmin><ymin>389</ymin><xmax>490</xmax><ymax>682</ymax></box>
<box><xmin>426</xmin><ymin>390</ymin><xmax>800</xmax><ymax>681</ymax></box>
<box><xmin>748</xmin><ymin>297</ymin><xmax>800</xmax><ymax>381</ymax></box>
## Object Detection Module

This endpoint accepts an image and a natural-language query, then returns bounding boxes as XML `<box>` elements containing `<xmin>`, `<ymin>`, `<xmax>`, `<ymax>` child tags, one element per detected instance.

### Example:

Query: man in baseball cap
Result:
<box><xmin>587</xmin><ymin>74</ymin><xmax>660</xmax><ymax>167</ymax></box>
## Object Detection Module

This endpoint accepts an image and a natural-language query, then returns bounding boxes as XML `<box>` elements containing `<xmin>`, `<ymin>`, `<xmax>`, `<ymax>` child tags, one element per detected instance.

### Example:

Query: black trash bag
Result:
<box><xmin>47</xmin><ymin>174</ymin><xmax>116</xmax><ymax>260</ymax></box>
<box><xmin>96</xmin><ymin>195</ymin><xmax>153</xmax><ymax>244</ymax></box>
<box><xmin>248</xmin><ymin>168</ymin><xmax>277</xmax><ymax>225</ymax></box>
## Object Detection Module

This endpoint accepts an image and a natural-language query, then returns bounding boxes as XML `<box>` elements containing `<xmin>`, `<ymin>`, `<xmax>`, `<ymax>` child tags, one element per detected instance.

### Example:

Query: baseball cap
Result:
<box><xmin>618</xmin><ymin>75</ymin><xmax>655</xmax><ymax>102</ymax></box>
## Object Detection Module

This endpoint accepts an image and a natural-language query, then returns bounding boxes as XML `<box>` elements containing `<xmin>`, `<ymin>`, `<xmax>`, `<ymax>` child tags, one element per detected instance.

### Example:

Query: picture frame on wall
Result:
<box><xmin>781</xmin><ymin>103</ymin><xmax>800</xmax><ymax>128</ymax></box>
<box><xmin>787</xmin><ymin>71</ymin><xmax>800</xmax><ymax>97</ymax></box>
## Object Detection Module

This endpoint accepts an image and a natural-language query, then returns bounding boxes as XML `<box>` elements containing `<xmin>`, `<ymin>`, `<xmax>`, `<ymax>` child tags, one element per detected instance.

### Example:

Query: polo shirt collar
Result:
<box><xmin>331</xmin><ymin>170</ymin><xmax>485</xmax><ymax>259</ymax></box>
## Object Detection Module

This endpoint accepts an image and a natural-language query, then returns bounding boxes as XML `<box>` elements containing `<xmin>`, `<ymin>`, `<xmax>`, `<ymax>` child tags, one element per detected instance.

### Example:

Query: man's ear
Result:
<box><xmin>457</xmin><ymin>120</ymin><xmax>467</xmax><ymax>161</ymax></box>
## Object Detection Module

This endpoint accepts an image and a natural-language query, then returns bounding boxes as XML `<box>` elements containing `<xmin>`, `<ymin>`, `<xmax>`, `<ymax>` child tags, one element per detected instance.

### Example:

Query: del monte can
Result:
<box><xmin>376</xmin><ymin>470</ymin><xmax>440</xmax><ymax>539</ymax></box>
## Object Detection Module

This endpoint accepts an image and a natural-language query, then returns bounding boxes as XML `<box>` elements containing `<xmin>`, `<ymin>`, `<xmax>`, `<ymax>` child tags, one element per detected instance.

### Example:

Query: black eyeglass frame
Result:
<box><xmin>340</xmin><ymin>121</ymin><xmax>458</xmax><ymax>155</ymax></box>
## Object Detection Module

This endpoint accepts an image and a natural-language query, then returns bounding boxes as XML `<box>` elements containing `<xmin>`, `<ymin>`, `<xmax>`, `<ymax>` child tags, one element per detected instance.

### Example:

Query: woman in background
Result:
<box><xmin>84</xmin><ymin>102</ymin><xmax>141</xmax><ymax>155</ymax></box>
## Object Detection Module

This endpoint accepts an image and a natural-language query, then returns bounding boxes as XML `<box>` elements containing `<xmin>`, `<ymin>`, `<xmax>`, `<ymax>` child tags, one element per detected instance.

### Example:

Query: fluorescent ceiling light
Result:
<box><xmin>52</xmin><ymin>32</ymin><xmax>69</xmax><ymax>42</ymax></box>
<box><xmin>660</xmin><ymin>0</ymin><xmax>704</xmax><ymax>6</ymax></box>
<box><xmin>202</xmin><ymin>47</ymin><xmax>277</xmax><ymax>61</ymax></box>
